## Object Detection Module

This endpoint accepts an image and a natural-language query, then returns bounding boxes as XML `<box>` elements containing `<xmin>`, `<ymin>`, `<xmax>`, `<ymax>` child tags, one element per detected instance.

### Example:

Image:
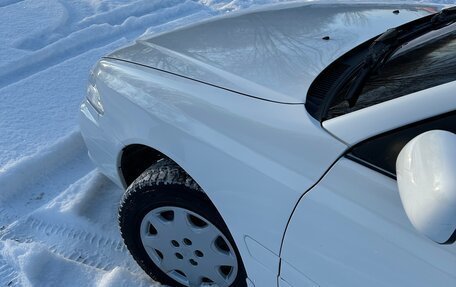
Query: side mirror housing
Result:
<box><xmin>396</xmin><ymin>130</ymin><xmax>456</xmax><ymax>244</ymax></box>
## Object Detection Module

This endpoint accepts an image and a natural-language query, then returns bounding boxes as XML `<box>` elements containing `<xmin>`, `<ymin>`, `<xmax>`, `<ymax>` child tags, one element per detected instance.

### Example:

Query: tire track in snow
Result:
<box><xmin>0</xmin><ymin>159</ymin><xmax>140</xmax><ymax>279</ymax></box>
<box><xmin>15</xmin><ymin>0</ymin><xmax>213</xmax><ymax>52</ymax></box>
<box><xmin>0</xmin><ymin>123</ymin><xmax>143</xmax><ymax>283</ymax></box>
<box><xmin>0</xmin><ymin>1</ymin><xmax>213</xmax><ymax>89</ymax></box>
<box><xmin>0</xmin><ymin>0</ymin><xmax>24</xmax><ymax>8</ymax></box>
<box><xmin>0</xmin><ymin>256</ymin><xmax>20</xmax><ymax>287</ymax></box>
<box><xmin>16</xmin><ymin>0</ymin><xmax>170</xmax><ymax>52</ymax></box>
<box><xmin>1</xmin><ymin>216</ymin><xmax>138</xmax><ymax>273</ymax></box>
<box><xmin>0</xmin><ymin>130</ymin><xmax>92</xmax><ymax>228</ymax></box>
<box><xmin>79</xmin><ymin>0</ymin><xmax>188</xmax><ymax>27</ymax></box>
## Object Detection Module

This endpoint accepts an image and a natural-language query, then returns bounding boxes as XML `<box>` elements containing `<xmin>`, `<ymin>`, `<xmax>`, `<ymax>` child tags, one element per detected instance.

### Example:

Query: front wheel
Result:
<box><xmin>118</xmin><ymin>159</ymin><xmax>247</xmax><ymax>287</ymax></box>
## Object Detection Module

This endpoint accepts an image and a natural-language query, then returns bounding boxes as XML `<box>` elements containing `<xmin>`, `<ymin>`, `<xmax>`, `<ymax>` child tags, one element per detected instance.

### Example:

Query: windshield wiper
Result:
<box><xmin>341</xmin><ymin>6</ymin><xmax>456</xmax><ymax>108</ymax></box>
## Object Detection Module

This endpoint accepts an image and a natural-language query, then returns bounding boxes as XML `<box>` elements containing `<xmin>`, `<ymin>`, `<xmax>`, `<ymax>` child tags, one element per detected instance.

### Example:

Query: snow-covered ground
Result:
<box><xmin>0</xmin><ymin>0</ymin><xmax>453</xmax><ymax>286</ymax></box>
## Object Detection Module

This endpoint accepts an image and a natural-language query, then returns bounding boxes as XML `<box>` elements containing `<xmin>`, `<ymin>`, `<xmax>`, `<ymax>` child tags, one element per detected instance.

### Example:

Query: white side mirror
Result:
<box><xmin>396</xmin><ymin>130</ymin><xmax>456</xmax><ymax>244</ymax></box>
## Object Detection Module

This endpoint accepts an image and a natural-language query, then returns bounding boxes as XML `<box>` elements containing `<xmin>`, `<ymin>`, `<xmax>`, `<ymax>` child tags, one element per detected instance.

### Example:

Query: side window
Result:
<box><xmin>346</xmin><ymin>112</ymin><xmax>456</xmax><ymax>177</ymax></box>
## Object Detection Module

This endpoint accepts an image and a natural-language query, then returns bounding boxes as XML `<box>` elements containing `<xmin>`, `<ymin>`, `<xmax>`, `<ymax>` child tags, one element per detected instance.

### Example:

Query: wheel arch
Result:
<box><xmin>119</xmin><ymin>144</ymin><xmax>167</xmax><ymax>187</ymax></box>
<box><xmin>118</xmin><ymin>142</ymin><xmax>208</xmax><ymax>196</ymax></box>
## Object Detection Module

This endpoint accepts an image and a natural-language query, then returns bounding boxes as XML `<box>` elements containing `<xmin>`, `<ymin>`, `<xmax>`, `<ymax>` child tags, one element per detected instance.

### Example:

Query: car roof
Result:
<box><xmin>107</xmin><ymin>2</ymin><xmax>441</xmax><ymax>104</ymax></box>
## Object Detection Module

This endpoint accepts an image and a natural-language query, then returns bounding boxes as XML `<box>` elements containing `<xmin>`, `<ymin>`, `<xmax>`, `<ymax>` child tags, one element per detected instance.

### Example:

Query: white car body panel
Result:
<box><xmin>107</xmin><ymin>2</ymin><xmax>437</xmax><ymax>104</ymax></box>
<box><xmin>323</xmin><ymin>81</ymin><xmax>456</xmax><ymax>146</ymax></box>
<box><xmin>81</xmin><ymin>58</ymin><xmax>346</xmax><ymax>286</ymax></box>
<box><xmin>281</xmin><ymin>158</ymin><xmax>456</xmax><ymax>286</ymax></box>
<box><xmin>78</xmin><ymin>2</ymin><xmax>456</xmax><ymax>286</ymax></box>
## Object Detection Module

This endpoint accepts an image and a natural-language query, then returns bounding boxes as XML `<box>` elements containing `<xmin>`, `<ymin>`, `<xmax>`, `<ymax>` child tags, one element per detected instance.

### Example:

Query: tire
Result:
<box><xmin>118</xmin><ymin>159</ymin><xmax>247</xmax><ymax>287</ymax></box>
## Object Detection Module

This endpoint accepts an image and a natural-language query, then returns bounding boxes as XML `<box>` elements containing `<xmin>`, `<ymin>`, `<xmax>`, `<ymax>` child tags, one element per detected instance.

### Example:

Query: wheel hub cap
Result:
<box><xmin>140</xmin><ymin>206</ymin><xmax>238</xmax><ymax>287</ymax></box>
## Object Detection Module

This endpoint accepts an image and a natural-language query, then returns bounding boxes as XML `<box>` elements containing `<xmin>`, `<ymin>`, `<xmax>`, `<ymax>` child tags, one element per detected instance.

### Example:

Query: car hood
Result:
<box><xmin>106</xmin><ymin>2</ymin><xmax>440</xmax><ymax>104</ymax></box>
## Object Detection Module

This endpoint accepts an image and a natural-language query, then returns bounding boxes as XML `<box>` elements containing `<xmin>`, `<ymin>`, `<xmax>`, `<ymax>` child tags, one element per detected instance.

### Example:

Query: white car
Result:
<box><xmin>79</xmin><ymin>2</ymin><xmax>456</xmax><ymax>287</ymax></box>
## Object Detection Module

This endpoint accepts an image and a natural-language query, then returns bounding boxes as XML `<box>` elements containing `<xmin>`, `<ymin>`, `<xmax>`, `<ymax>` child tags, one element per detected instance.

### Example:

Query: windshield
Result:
<box><xmin>327</xmin><ymin>23</ymin><xmax>456</xmax><ymax>118</ymax></box>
